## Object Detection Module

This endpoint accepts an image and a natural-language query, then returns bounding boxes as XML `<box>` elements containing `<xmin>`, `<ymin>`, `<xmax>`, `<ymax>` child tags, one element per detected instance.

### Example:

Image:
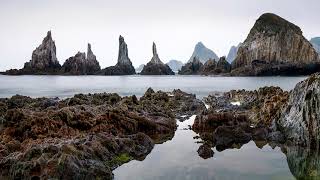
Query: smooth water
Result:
<box><xmin>114</xmin><ymin>116</ymin><xmax>295</xmax><ymax>180</ymax></box>
<box><xmin>0</xmin><ymin>75</ymin><xmax>306</xmax><ymax>98</ymax></box>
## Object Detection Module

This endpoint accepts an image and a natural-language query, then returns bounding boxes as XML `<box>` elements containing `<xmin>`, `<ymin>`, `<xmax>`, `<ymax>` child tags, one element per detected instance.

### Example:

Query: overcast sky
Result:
<box><xmin>0</xmin><ymin>0</ymin><xmax>319</xmax><ymax>71</ymax></box>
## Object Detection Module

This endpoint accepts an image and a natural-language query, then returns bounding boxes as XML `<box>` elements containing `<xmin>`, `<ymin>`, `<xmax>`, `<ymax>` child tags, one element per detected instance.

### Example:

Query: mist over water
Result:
<box><xmin>0</xmin><ymin>75</ymin><xmax>307</xmax><ymax>98</ymax></box>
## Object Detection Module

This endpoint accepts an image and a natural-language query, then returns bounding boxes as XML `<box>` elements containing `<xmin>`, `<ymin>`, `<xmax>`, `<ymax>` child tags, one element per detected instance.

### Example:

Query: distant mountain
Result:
<box><xmin>135</xmin><ymin>64</ymin><xmax>145</xmax><ymax>73</ymax></box>
<box><xmin>166</xmin><ymin>60</ymin><xmax>184</xmax><ymax>72</ymax></box>
<box><xmin>226</xmin><ymin>43</ymin><xmax>241</xmax><ymax>63</ymax></box>
<box><xmin>310</xmin><ymin>37</ymin><xmax>320</xmax><ymax>54</ymax></box>
<box><xmin>188</xmin><ymin>42</ymin><xmax>219</xmax><ymax>64</ymax></box>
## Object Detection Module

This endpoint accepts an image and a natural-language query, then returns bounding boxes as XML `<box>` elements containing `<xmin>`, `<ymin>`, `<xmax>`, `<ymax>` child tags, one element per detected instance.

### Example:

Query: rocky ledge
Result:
<box><xmin>193</xmin><ymin>74</ymin><xmax>320</xmax><ymax>157</ymax></box>
<box><xmin>0</xmin><ymin>88</ymin><xmax>205</xmax><ymax>179</ymax></box>
<box><xmin>140</xmin><ymin>43</ymin><xmax>174</xmax><ymax>75</ymax></box>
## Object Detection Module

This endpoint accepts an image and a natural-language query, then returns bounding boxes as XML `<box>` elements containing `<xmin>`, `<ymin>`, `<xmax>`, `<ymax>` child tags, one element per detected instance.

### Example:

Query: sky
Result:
<box><xmin>0</xmin><ymin>0</ymin><xmax>319</xmax><ymax>71</ymax></box>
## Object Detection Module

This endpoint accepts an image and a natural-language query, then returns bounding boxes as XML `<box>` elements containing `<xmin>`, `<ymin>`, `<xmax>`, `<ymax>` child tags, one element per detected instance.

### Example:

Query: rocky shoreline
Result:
<box><xmin>1</xmin><ymin>74</ymin><xmax>320</xmax><ymax>179</ymax></box>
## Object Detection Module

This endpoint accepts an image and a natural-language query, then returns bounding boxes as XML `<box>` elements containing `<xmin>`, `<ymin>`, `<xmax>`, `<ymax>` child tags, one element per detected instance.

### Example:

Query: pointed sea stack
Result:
<box><xmin>100</xmin><ymin>36</ymin><xmax>136</xmax><ymax>75</ymax></box>
<box><xmin>61</xmin><ymin>44</ymin><xmax>101</xmax><ymax>75</ymax></box>
<box><xmin>5</xmin><ymin>31</ymin><xmax>61</xmax><ymax>75</ymax></box>
<box><xmin>178</xmin><ymin>57</ymin><xmax>203</xmax><ymax>75</ymax></box>
<box><xmin>231</xmin><ymin>13</ymin><xmax>320</xmax><ymax>76</ymax></box>
<box><xmin>140</xmin><ymin>43</ymin><xmax>174</xmax><ymax>75</ymax></box>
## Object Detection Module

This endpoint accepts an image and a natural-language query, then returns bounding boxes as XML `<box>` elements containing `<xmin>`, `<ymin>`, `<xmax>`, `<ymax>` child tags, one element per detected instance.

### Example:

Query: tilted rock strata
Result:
<box><xmin>278</xmin><ymin>73</ymin><xmax>320</xmax><ymax>147</ymax></box>
<box><xmin>141</xmin><ymin>43</ymin><xmax>174</xmax><ymax>75</ymax></box>
<box><xmin>232</xmin><ymin>13</ymin><xmax>320</xmax><ymax>76</ymax></box>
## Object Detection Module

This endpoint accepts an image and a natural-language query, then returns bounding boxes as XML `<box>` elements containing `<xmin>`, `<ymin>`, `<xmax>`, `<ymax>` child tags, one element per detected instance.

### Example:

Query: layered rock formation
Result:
<box><xmin>5</xmin><ymin>31</ymin><xmax>61</xmax><ymax>75</ymax></box>
<box><xmin>232</xmin><ymin>13</ymin><xmax>320</xmax><ymax>76</ymax></box>
<box><xmin>0</xmin><ymin>88</ymin><xmax>205</xmax><ymax>179</ymax></box>
<box><xmin>61</xmin><ymin>44</ymin><xmax>101</xmax><ymax>75</ymax></box>
<box><xmin>140</xmin><ymin>43</ymin><xmax>174</xmax><ymax>75</ymax></box>
<box><xmin>278</xmin><ymin>73</ymin><xmax>320</xmax><ymax>147</ymax></box>
<box><xmin>188</xmin><ymin>42</ymin><xmax>219</xmax><ymax>64</ymax></box>
<box><xmin>99</xmin><ymin>36</ymin><xmax>136</xmax><ymax>75</ymax></box>
<box><xmin>178</xmin><ymin>57</ymin><xmax>203</xmax><ymax>75</ymax></box>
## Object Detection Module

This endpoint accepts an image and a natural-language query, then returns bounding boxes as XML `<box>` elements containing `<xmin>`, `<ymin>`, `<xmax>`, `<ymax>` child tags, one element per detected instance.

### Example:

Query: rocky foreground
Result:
<box><xmin>0</xmin><ymin>88</ymin><xmax>204</xmax><ymax>179</ymax></box>
<box><xmin>1</xmin><ymin>74</ymin><xmax>320</xmax><ymax>179</ymax></box>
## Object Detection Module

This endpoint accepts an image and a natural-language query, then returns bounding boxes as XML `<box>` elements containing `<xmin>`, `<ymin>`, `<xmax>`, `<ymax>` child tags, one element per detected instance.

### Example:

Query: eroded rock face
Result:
<box><xmin>140</xmin><ymin>43</ymin><xmax>174</xmax><ymax>75</ymax></box>
<box><xmin>178</xmin><ymin>57</ymin><xmax>203</xmax><ymax>75</ymax></box>
<box><xmin>0</xmin><ymin>88</ymin><xmax>205</xmax><ymax>179</ymax></box>
<box><xmin>232</xmin><ymin>13</ymin><xmax>320</xmax><ymax>76</ymax></box>
<box><xmin>100</xmin><ymin>36</ymin><xmax>136</xmax><ymax>75</ymax></box>
<box><xmin>278</xmin><ymin>73</ymin><xmax>320</xmax><ymax>147</ymax></box>
<box><xmin>5</xmin><ymin>31</ymin><xmax>61</xmax><ymax>75</ymax></box>
<box><xmin>61</xmin><ymin>44</ymin><xmax>101</xmax><ymax>75</ymax></box>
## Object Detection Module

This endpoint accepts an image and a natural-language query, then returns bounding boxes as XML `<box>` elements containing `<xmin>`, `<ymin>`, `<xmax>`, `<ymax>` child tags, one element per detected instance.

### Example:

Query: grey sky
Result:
<box><xmin>0</xmin><ymin>0</ymin><xmax>319</xmax><ymax>71</ymax></box>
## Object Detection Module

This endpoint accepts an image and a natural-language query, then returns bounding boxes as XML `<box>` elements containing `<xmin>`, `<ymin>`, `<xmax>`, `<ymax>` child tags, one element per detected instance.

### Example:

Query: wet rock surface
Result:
<box><xmin>278</xmin><ymin>73</ymin><xmax>320</xmax><ymax>147</ymax></box>
<box><xmin>0</xmin><ymin>88</ymin><xmax>205</xmax><ymax>179</ymax></box>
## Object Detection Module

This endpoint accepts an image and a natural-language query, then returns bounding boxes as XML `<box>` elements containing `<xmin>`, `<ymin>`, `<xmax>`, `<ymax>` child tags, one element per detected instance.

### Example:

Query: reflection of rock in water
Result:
<box><xmin>284</xmin><ymin>146</ymin><xmax>320</xmax><ymax>179</ymax></box>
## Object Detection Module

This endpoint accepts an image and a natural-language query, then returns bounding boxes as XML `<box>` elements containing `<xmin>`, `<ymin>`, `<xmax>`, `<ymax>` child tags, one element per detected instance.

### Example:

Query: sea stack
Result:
<box><xmin>140</xmin><ymin>43</ymin><xmax>174</xmax><ymax>75</ymax></box>
<box><xmin>100</xmin><ymin>35</ymin><xmax>136</xmax><ymax>75</ymax></box>
<box><xmin>61</xmin><ymin>44</ymin><xmax>101</xmax><ymax>75</ymax></box>
<box><xmin>178</xmin><ymin>57</ymin><xmax>203</xmax><ymax>75</ymax></box>
<box><xmin>5</xmin><ymin>31</ymin><xmax>61</xmax><ymax>75</ymax></box>
<box><xmin>231</xmin><ymin>13</ymin><xmax>320</xmax><ymax>76</ymax></box>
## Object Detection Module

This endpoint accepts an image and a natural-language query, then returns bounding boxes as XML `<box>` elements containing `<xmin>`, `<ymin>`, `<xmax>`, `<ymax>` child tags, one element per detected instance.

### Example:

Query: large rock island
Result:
<box><xmin>231</xmin><ymin>13</ymin><xmax>320</xmax><ymax>76</ymax></box>
<box><xmin>140</xmin><ymin>43</ymin><xmax>174</xmax><ymax>75</ymax></box>
<box><xmin>5</xmin><ymin>31</ymin><xmax>62</xmax><ymax>75</ymax></box>
<box><xmin>99</xmin><ymin>36</ymin><xmax>136</xmax><ymax>75</ymax></box>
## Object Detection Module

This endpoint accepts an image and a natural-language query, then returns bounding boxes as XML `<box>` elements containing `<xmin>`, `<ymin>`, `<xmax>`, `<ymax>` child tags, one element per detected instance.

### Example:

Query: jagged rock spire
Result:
<box><xmin>87</xmin><ymin>43</ymin><xmax>97</xmax><ymax>62</ymax></box>
<box><xmin>150</xmin><ymin>42</ymin><xmax>163</xmax><ymax>64</ymax></box>
<box><xmin>117</xmin><ymin>35</ymin><xmax>132</xmax><ymax>66</ymax></box>
<box><xmin>25</xmin><ymin>30</ymin><xmax>61</xmax><ymax>70</ymax></box>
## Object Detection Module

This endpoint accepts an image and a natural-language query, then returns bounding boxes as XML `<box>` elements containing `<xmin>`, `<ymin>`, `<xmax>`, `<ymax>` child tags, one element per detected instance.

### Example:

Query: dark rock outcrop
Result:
<box><xmin>231</xmin><ymin>13</ymin><xmax>320</xmax><ymax>76</ymax></box>
<box><xmin>100</xmin><ymin>36</ymin><xmax>136</xmax><ymax>75</ymax></box>
<box><xmin>278</xmin><ymin>73</ymin><xmax>320</xmax><ymax>147</ymax></box>
<box><xmin>200</xmin><ymin>56</ymin><xmax>231</xmax><ymax>75</ymax></box>
<box><xmin>178</xmin><ymin>57</ymin><xmax>203</xmax><ymax>75</ymax></box>
<box><xmin>140</xmin><ymin>43</ymin><xmax>174</xmax><ymax>75</ymax></box>
<box><xmin>61</xmin><ymin>44</ymin><xmax>101</xmax><ymax>75</ymax></box>
<box><xmin>0</xmin><ymin>88</ymin><xmax>205</xmax><ymax>179</ymax></box>
<box><xmin>5</xmin><ymin>31</ymin><xmax>61</xmax><ymax>75</ymax></box>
